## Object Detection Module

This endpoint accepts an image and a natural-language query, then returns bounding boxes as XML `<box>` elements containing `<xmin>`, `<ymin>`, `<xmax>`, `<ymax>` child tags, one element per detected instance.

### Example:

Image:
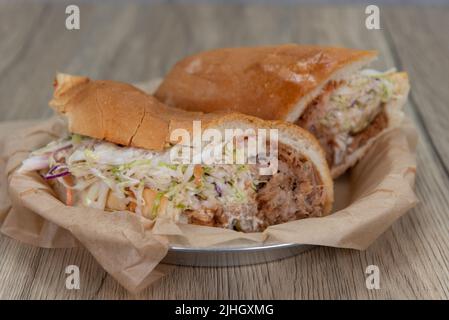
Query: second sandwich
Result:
<box><xmin>155</xmin><ymin>44</ymin><xmax>410</xmax><ymax>177</ymax></box>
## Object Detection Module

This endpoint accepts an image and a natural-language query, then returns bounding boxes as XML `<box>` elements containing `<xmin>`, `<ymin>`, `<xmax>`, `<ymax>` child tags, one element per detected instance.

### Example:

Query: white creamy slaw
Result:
<box><xmin>321</xmin><ymin>69</ymin><xmax>398</xmax><ymax>135</ymax></box>
<box><xmin>20</xmin><ymin>134</ymin><xmax>261</xmax><ymax>224</ymax></box>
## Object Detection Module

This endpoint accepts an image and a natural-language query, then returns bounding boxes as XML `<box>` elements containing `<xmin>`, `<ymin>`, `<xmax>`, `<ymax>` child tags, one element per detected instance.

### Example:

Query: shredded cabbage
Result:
<box><xmin>323</xmin><ymin>69</ymin><xmax>399</xmax><ymax>134</ymax></box>
<box><xmin>21</xmin><ymin>135</ymin><xmax>260</xmax><ymax>223</ymax></box>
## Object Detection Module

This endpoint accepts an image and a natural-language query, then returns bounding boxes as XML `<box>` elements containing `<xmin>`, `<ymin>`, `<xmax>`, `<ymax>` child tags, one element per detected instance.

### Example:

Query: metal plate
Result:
<box><xmin>162</xmin><ymin>243</ymin><xmax>314</xmax><ymax>267</ymax></box>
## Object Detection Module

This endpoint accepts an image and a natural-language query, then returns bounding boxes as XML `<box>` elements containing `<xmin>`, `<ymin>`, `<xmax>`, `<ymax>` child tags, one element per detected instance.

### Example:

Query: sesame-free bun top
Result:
<box><xmin>49</xmin><ymin>73</ymin><xmax>334</xmax><ymax>213</ymax></box>
<box><xmin>154</xmin><ymin>44</ymin><xmax>377</xmax><ymax>122</ymax></box>
<box><xmin>50</xmin><ymin>73</ymin><xmax>218</xmax><ymax>151</ymax></box>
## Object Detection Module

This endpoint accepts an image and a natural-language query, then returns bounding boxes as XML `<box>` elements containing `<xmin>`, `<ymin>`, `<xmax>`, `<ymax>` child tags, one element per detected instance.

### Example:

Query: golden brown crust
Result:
<box><xmin>50</xmin><ymin>73</ymin><xmax>216</xmax><ymax>151</ymax></box>
<box><xmin>154</xmin><ymin>44</ymin><xmax>377</xmax><ymax>120</ymax></box>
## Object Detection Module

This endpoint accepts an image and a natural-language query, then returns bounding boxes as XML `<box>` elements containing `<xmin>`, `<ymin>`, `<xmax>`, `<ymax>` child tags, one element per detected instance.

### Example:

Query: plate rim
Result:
<box><xmin>168</xmin><ymin>242</ymin><xmax>304</xmax><ymax>253</ymax></box>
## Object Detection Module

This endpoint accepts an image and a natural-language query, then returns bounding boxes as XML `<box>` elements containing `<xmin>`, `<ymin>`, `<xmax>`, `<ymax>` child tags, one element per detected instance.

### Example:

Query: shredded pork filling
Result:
<box><xmin>20</xmin><ymin>136</ymin><xmax>326</xmax><ymax>232</ymax></box>
<box><xmin>255</xmin><ymin>144</ymin><xmax>326</xmax><ymax>229</ymax></box>
<box><xmin>297</xmin><ymin>69</ymin><xmax>400</xmax><ymax>167</ymax></box>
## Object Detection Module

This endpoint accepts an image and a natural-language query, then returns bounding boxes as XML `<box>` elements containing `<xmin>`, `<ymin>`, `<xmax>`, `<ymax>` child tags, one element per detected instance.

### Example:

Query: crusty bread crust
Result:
<box><xmin>49</xmin><ymin>73</ymin><xmax>333</xmax><ymax>214</ymax></box>
<box><xmin>154</xmin><ymin>44</ymin><xmax>377</xmax><ymax>121</ymax></box>
<box><xmin>50</xmin><ymin>73</ymin><xmax>210</xmax><ymax>151</ymax></box>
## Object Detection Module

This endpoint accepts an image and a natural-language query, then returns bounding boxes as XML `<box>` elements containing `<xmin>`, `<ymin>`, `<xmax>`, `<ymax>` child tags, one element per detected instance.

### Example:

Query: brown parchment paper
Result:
<box><xmin>0</xmin><ymin>85</ymin><xmax>418</xmax><ymax>293</ymax></box>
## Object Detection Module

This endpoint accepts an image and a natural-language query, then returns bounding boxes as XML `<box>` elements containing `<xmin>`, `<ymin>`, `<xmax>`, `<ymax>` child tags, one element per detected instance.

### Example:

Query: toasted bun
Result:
<box><xmin>154</xmin><ymin>44</ymin><xmax>377</xmax><ymax>121</ymax></box>
<box><xmin>50</xmin><ymin>73</ymin><xmax>211</xmax><ymax>151</ymax></box>
<box><xmin>49</xmin><ymin>73</ymin><xmax>333</xmax><ymax>214</ymax></box>
<box><xmin>330</xmin><ymin>72</ymin><xmax>410</xmax><ymax>178</ymax></box>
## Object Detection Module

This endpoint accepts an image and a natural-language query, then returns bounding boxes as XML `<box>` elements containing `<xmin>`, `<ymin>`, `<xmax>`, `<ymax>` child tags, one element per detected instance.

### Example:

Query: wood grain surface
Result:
<box><xmin>0</xmin><ymin>2</ymin><xmax>448</xmax><ymax>299</ymax></box>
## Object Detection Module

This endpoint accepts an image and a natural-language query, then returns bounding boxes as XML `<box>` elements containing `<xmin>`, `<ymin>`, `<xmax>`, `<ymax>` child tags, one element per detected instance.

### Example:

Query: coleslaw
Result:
<box><xmin>20</xmin><ymin>134</ymin><xmax>263</xmax><ymax>228</ymax></box>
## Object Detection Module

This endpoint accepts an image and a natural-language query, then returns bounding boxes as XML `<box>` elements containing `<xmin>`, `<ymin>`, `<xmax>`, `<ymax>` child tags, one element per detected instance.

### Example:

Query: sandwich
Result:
<box><xmin>154</xmin><ymin>44</ymin><xmax>410</xmax><ymax>177</ymax></box>
<box><xmin>19</xmin><ymin>73</ymin><xmax>333</xmax><ymax>232</ymax></box>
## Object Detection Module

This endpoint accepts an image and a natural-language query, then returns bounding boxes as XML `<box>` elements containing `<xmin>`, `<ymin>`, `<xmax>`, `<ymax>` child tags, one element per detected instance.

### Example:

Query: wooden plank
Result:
<box><xmin>384</xmin><ymin>7</ymin><xmax>449</xmax><ymax>173</ymax></box>
<box><xmin>0</xmin><ymin>3</ymin><xmax>448</xmax><ymax>299</ymax></box>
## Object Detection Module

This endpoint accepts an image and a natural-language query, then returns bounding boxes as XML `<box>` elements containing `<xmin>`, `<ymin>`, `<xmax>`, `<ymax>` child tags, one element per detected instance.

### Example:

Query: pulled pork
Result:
<box><xmin>184</xmin><ymin>143</ymin><xmax>326</xmax><ymax>232</ymax></box>
<box><xmin>256</xmin><ymin>145</ymin><xmax>325</xmax><ymax>229</ymax></box>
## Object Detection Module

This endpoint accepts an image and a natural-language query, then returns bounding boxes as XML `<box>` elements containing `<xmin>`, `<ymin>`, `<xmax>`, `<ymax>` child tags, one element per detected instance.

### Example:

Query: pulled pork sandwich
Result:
<box><xmin>19</xmin><ymin>73</ymin><xmax>333</xmax><ymax>232</ymax></box>
<box><xmin>154</xmin><ymin>44</ymin><xmax>410</xmax><ymax>177</ymax></box>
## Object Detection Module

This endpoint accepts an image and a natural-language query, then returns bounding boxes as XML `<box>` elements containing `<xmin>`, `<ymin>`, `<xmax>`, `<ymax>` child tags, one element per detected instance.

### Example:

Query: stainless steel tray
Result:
<box><xmin>162</xmin><ymin>243</ymin><xmax>314</xmax><ymax>267</ymax></box>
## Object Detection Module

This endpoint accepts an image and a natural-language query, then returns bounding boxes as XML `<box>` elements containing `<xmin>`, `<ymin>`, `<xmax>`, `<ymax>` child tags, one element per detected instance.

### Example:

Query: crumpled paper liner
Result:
<box><xmin>0</xmin><ymin>110</ymin><xmax>418</xmax><ymax>293</ymax></box>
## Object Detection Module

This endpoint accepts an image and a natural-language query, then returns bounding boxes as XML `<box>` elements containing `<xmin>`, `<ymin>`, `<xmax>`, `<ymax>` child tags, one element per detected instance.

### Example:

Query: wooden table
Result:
<box><xmin>0</xmin><ymin>2</ymin><xmax>448</xmax><ymax>299</ymax></box>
